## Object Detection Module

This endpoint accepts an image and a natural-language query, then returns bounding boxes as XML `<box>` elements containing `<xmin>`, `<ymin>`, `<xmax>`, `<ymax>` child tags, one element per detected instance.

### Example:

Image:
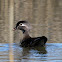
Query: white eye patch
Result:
<box><xmin>19</xmin><ymin>23</ymin><xmax>26</xmax><ymax>26</ymax></box>
<box><xmin>19</xmin><ymin>23</ymin><xmax>28</xmax><ymax>28</ymax></box>
<box><xmin>19</xmin><ymin>23</ymin><xmax>32</xmax><ymax>30</ymax></box>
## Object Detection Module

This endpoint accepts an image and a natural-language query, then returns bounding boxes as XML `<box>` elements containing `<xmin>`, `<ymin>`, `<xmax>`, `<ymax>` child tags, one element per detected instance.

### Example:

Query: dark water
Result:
<box><xmin>0</xmin><ymin>43</ymin><xmax>62</xmax><ymax>62</ymax></box>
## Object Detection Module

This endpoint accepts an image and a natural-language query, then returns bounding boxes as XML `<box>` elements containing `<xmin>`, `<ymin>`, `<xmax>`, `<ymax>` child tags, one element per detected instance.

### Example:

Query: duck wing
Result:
<box><xmin>30</xmin><ymin>36</ymin><xmax>47</xmax><ymax>46</ymax></box>
<box><xmin>21</xmin><ymin>36</ymin><xmax>47</xmax><ymax>47</ymax></box>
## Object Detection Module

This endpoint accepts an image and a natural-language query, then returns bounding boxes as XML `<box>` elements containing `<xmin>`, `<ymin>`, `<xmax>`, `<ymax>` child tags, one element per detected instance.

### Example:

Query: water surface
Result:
<box><xmin>0</xmin><ymin>43</ymin><xmax>62</xmax><ymax>62</ymax></box>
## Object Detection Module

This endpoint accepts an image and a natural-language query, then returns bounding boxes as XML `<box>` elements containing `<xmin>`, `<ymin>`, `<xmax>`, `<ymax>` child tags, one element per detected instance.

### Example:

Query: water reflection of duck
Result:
<box><xmin>18</xmin><ymin>46</ymin><xmax>47</xmax><ymax>62</ymax></box>
<box><xmin>14</xmin><ymin>21</ymin><xmax>47</xmax><ymax>47</ymax></box>
<box><xmin>22</xmin><ymin>46</ymin><xmax>47</xmax><ymax>57</ymax></box>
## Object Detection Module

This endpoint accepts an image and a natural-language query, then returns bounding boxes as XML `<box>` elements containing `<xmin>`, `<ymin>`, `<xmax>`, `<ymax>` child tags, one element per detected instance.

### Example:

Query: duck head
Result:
<box><xmin>14</xmin><ymin>21</ymin><xmax>32</xmax><ymax>33</ymax></box>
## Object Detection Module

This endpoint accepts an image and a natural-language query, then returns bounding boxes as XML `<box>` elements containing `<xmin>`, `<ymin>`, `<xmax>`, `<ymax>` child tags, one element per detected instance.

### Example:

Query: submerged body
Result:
<box><xmin>14</xmin><ymin>21</ymin><xmax>47</xmax><ymax>47</ymax></box>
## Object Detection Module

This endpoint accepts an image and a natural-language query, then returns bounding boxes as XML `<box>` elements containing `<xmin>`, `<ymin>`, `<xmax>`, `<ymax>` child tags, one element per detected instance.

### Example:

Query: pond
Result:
<box><xmin>0</xmin><ymin>43</ymin><xmax>62</xmax><ymax>62</ymax></box>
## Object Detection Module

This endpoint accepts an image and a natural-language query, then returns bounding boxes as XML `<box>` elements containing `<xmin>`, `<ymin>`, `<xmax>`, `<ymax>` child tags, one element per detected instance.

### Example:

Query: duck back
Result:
<box><xmin>20</xmin><ymin>36</ymin><xmax>47</xmax><ymax>47</ymax></box>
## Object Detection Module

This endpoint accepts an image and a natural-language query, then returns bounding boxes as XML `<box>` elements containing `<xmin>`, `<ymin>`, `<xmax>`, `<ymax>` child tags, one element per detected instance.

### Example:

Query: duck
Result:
<box><xmin>14</xmin><ymin>21</ymin><xmax>47</xmax><ymax>47</ymax></box>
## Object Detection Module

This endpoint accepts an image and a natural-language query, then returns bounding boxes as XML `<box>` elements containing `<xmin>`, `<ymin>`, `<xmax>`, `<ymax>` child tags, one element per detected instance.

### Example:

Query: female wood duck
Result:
<box><xmin>14</xmin><ymin>21</ymin><xmax>47</xmax><ymax>47</ymax></box>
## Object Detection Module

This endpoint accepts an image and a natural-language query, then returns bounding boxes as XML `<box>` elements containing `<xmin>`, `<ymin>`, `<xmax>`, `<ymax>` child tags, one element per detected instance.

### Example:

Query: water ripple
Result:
<box><xmin>0</xmin><ymin>43</ymin><xmax>62</xmax><ymax>62</ymax></box>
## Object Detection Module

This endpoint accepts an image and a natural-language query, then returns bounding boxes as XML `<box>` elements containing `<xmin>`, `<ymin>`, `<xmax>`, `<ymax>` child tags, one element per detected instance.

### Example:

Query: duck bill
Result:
<box><xmin>13</xmin><ymin>27</ymin><xmax>16</xmax><ymax>31</ymax></box>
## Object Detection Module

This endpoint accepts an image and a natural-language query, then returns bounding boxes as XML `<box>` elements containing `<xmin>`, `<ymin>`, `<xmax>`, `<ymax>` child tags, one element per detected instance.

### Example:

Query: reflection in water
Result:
<box><xmin>17</xmin><ymin>46</ymin><xmax>47</xmax><ymax>62</ymax></box>
<box><xmin>23</xmin><ymin>47</ymin><xmax>47</xmax><ymax>56</ymax></box>
<box><xmin>22</xmin><ymin>46</ymin><xmax>47</xmax><ymax>56</ymax></box>
<box><xmin>0</xmin><ymin>43</ymin><xmax>62</xmax><ymax>62</ymax></box>
<box><xmin>14</xmin><ymin>44</ymin><xmax>47</xmax><ymax>62</ymax></box>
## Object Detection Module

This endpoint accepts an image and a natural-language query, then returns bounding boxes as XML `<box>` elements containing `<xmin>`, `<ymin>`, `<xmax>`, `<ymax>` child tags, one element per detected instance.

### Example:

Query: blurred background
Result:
<box><xmin>0</xmin><ymin>0</ymin><xmax>62</xmax><ymax>43</ymax></box>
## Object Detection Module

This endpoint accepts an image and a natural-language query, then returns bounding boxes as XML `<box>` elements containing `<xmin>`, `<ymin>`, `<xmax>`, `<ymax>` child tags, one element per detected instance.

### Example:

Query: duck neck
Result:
<box><xmin>23</xmin><ymin>31</ymin><xmax>31</xmax><ymax>40</ymax></box>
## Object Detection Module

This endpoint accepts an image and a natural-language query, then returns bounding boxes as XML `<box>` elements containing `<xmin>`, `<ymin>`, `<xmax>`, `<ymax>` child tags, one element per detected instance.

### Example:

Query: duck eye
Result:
<box><xmin>19</xmin><ymin>23</ymin><xmax>22</xmax><ymax>26</ymax></box>
<box><xmin>19</xmin><ymin>23</ymin><xmax>26</xmax><ymax>26</ymax></box>
<box><xmin>20</xmin><ymin>24</ymin><xmax>22</xmax><ymax>25</ymax></box>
